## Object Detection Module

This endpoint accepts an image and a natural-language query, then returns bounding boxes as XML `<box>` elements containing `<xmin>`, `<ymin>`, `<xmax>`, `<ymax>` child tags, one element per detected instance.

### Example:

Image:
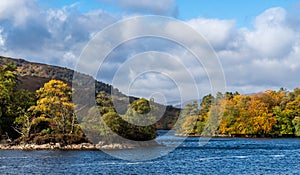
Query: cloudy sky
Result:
<box><xmin>1</xmin><ymin>0</ymin><xmax>300</xmax><ymax>104</ymax></box>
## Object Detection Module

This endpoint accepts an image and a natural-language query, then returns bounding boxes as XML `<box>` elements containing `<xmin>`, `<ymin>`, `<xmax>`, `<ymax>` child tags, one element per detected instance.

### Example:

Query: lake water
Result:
<box><xmin>1</xmin><ymin>131</ymin><xmax>300</xmax><ymax>174</ymax></box>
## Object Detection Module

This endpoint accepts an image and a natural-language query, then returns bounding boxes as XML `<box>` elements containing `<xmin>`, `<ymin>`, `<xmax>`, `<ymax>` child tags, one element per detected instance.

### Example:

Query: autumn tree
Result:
<box><xmin>246</xmin><ymin>95</ymin><xmax>276</xmax><ymax>135</ymax></box>
<box><xmin>219</xmin><ymin>93</ymin><xmax>240</xmax><ymax>135</ymax></box>
<box><xmin>175</xmin><ymin>101</ymin><xmax>199</xmax><ymax>134</ymax></box>
<box><xmin>182</xmin><ymin>115</ymin><xmax>198</xmax><ymax>135</ymax></box>
<box><xmin>29</xmin><ymin>80</ymin><xmax>77</xmax><ymax>135</ymax></box>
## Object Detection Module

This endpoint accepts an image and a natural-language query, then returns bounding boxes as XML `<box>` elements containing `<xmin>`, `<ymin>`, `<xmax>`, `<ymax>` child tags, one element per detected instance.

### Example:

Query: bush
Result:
<box><xmin>31</xmin><ymin>133</ymin><xmax>89</xmax><ymax>145</ymax></box>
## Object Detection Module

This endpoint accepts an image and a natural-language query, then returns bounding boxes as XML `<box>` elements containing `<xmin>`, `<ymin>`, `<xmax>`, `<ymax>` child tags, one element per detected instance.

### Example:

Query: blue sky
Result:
<box><xmin>40</xmin><ymin>0</ymin><xmax>300</xmax><ymax>27</ymax></box>
<box><xmin>177</xmin><ymin>0</ymin><xmax>300</xmax><ymax>27</ymax></box>
<box><xmin>1</xmin><ymin>0</ymin><xmax>300</xmax><ymax>104</ymax></box>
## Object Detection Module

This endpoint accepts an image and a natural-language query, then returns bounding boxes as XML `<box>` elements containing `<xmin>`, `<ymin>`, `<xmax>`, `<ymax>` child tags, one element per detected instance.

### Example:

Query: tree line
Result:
<box><xmin>177</xmin><ymin>89</ymin><xmax>300</xmax><ymax>137</ymax></box>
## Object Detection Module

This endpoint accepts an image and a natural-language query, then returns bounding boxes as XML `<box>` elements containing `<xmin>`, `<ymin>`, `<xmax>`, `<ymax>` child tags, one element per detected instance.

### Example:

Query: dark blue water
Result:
<box><xmin>1</xmin><ymin>132</ymin><xmax>300</xmax><ymax>174</ymax></box>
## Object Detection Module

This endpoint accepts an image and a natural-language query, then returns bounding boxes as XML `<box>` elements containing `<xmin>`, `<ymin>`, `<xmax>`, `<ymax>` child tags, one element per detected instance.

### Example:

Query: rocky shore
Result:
<box><xmin>0</xmin><ymin>140</ymin><xmax>162</xmax><ymax>150</ymax></box>
<box><xmin>0</xmin><ymin>143</ymin><xmax>98</xmax><ymax>150</ymax></box>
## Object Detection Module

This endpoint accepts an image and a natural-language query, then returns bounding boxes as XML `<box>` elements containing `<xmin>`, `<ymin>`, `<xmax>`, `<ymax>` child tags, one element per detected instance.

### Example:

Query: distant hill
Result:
<box><xmin>0</xmin><ymin>56</ymin><xmax>115</xmax><ymax>93</ymax></box>
<box><xmin>0</xmin><ymin>56</ymin><xmax>179</xmax><ymax>130</ymax></box>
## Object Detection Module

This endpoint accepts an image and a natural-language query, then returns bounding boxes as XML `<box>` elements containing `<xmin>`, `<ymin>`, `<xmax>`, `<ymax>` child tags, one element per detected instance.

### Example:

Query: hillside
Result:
<box><xmin>0</xmin><ymin>56</ymin><xmax>179</xmax><ymax>130</ymax></box>
<box><xmin>0</xmin><ymin>56</ymin><xmax>114</xmax><ymax>93</ymax></box>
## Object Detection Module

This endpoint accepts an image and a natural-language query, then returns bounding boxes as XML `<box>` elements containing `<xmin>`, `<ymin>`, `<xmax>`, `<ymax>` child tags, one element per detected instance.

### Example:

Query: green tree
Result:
<box><xmin>122</xmin><ymin>98</ymin><xmax>157</xmax><ymax>141</ymax></box>
<box><xmin>0</xmin><ymin>62</ymin><xmax>29</xmax><ymax>139</ymax></box>
<box><xmin>273</xmin><ymin>106</ymin><xmax>294</xmax><ymax>135</ymax></box>
<box><xmin>292</xmin><ymin>116</ymin><xmax>300</xmax><ymax>136</ymax></box>
<box><xmin>196</xmin><ymin>94</ymin><xmax>215</xmax><ymax>134</ymax></box>
<box><xmin>88</xmin><ymin>98</ymin><xmax>158</xmax><ymax>143</ymax></box>
<box><xmin>293</xmin><ymin>116</ymin><xmax>300</xmax><ymax>136</ymax></box>
<box><xmin>202</xmin><ymin>98</ymin><xmax>225</xmax><ymax>136</ymax></box>
<box><xmin>12</xmin><ymin>90</ymin><xmax>36</xmax><ymax>138</ymax></box>
<box><xmin>96</xmin><ymin>92</ymin><xmax>115</xmax><ymax>115</ymax></box>
<box><xmin>101</xmin><ymin>111</ymin><xmax>124</xmax><ymax>142</ymax></box>
<box><xmin>131</xmin><ymin>98</ymin><xmax>151</xmax><ymax>114</ymax></box>
<box><xmin>80</xmin><ymin>106</ymin><xmax>102</xmax><ymax>144</ymax></box>
<box><xmin>284</xmin><ymin>94</ymin><xmax>300</xmax><ymax>136</ymax></box>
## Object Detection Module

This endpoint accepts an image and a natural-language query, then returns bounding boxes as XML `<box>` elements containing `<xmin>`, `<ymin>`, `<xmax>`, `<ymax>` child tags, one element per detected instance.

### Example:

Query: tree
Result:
<box><xmin>0</xmin><ymin>62</ymin><xmax>22</xmax><ymax>139</ymax></box>
<box><xmin>88</xmin><ymin>97</ymin><xmax>158</xmax><ymax>142</ymax></box>
<box><xmin>80</xmin><ymin>106</ymin><xmax>102</xmax><ymax>144</ymax></box>
<box><xmin>202</xmin><ymin>99</ymin><xmax>225</xmax><ymax>136</ymax></box>
<box><xmin>219</xmin><ymin>95</ymin><xmax>239</xmax><ymax>134</ymax></box>
<box><xmin>178</xmin><ymin>89</ymin><xmax>300</xmax><ymax>137</ymax></box>
<box><xmin>273</xmin><ymin>106</ymin><xmax>294</xmax><ymax>135</ymax></box>
<box><xmin>101</xmin><ymin>111</ymin><xmax>124</xmax><ymax>142</ymax></box>
<box><xmin>292</xmin><ymin>116</ymin><xmax>300</xmax><ymax>136</ymax></box>
<box><xmin>29</xmin><ymin>80</ymin><xmax>76</xmax><ymax>134</ymax></box>
<box><xmin>284</xmin><ymin>95</ymin><xmax>300</xmax><ymax>136</ymax></box>
<box><xmin>96</xmin><ymin>92</ymin><xmax>115</xmax><ymax>115</ymax></box>
<box><xmin>182</xmin><ymin>115</ymin><xmax>198</xmax><ymax>134</ymax></box>
<box><xmin>285</xmin><ymin>95</ymin><xmax>300</xmax><ymax>118</ymax></box>
<box><xmin>122</xmin><ymin>98</ymin><xmax>157</xmax><ymax>141</ymax></box>
<box><xmin>13</xmin><ymin>113</ymin><xmax>33</xmax><ymax>138</ymax></box>
<box><xmin>131</xmin><ymin>98</ymin><xmax>151</xmax><ymax>114</ymax></box>
<box><xmin>175</xmin><ymin>101</ymin><xmax>199</xmax><ymax>134</ymax></box>
<box><xmin>12</xmin><ymin>90</ymin><xmax>36</xmax><ymax>138</ymax></box>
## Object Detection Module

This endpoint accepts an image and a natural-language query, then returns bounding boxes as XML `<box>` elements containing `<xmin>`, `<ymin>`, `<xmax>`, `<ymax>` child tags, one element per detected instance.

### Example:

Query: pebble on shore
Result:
<box><xmin>0</xmin><ymin>140</ymin><xmax>162</xmax><ymax>150</ymax></box>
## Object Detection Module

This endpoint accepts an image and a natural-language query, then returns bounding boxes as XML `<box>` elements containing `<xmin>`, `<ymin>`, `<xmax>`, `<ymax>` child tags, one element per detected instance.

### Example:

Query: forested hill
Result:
<box><xmin>0</xmin><ymin>56</ymin><xmax>116</xmax><ymax>94</ymax></box>
<box><xmin>0</xmin><ymin>56</ymin><xmax>180</xmax><ymax>130</ymax></box>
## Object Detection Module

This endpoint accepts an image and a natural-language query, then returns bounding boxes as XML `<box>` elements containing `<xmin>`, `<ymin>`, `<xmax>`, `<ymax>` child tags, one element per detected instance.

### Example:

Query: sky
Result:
<box><xmin>1</xmin><ymin>0</ymin><xmax>300</xmax><ymax>105</ymax></box>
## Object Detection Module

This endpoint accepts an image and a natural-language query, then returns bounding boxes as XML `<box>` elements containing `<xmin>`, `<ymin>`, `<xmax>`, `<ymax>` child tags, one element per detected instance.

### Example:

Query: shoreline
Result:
<box><xmin>2</xmin><ymin>134</ymin><xmax>299</xmax><ymax>150</ymax></box>
<box><xmin>175</xmin><ymin>133</ymin><xmax>300</xmax><ymax>138</ymax></box>
<box><xmin>0</xmin><ymin>140</ymin><xmax>163</xmax><ymax>150</ymax></box>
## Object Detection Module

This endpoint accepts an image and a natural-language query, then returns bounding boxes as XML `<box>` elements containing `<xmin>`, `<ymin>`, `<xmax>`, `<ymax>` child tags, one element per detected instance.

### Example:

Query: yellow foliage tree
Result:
<box><xmin>30</xmin><ymin>80</ymin><xmax>76</xmax><ymax>134</ymax></box>
<box><xmin>242</xmin><ymin>95</ymin><xmax>276</xmax><ymax>135</ymax></box>
<box><xmin>182</xmin><ymin>115</ymin><xmax>198</xmax><ymax>135</ymax></box>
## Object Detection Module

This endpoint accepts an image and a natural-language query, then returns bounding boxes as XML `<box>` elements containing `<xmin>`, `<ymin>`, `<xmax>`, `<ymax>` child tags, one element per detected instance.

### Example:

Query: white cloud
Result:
<box><xmin>245</xmin><ymin>7</ymin><xmax>296</xmax><ymax>59</ymax></box>
<box><xmin>245</xmin><ymin>27</ymin><xmax>295</xmax><ymax>58</ymax></box>
<box><xmin>171</xmin><ymin>7</ymin><xmax>300</xmax><ymax>96</ymax></box>
<box><xmin>187</xmin><ymin>18</ymin><xmax>236</xmax><ymax>50</ymax></box>
<box><xmin>215</xmin><ymin>7</ymin><xmax>300</xmax><ymax>94</ymax></box>
<box><xmin>255</xmin><ymin>7</ymin><xmax>286</xmax><ymax>28</ymax></box>
<box><xmin>0</xmin><ymin>27</ymin><xmax>5</xmax><ymax>47</ymax></box>
<box><xmin>0</xmin><ymin>2</ymin><xmax>116</xmax><ymax>67</ymax></box>
<box><xmin>1</xmin><ymin>2</ymin><xmax>300</xmax><ymax>103</ymax></box>
<box><xmin>110</xmin><ymin>51</ymin><xmax>202</xmax><ymax>103</ymax></box>
<box><xmin>0</xmin><ymin>0</ymin><xmax>38</xmax><ymax>26</ymax></box>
